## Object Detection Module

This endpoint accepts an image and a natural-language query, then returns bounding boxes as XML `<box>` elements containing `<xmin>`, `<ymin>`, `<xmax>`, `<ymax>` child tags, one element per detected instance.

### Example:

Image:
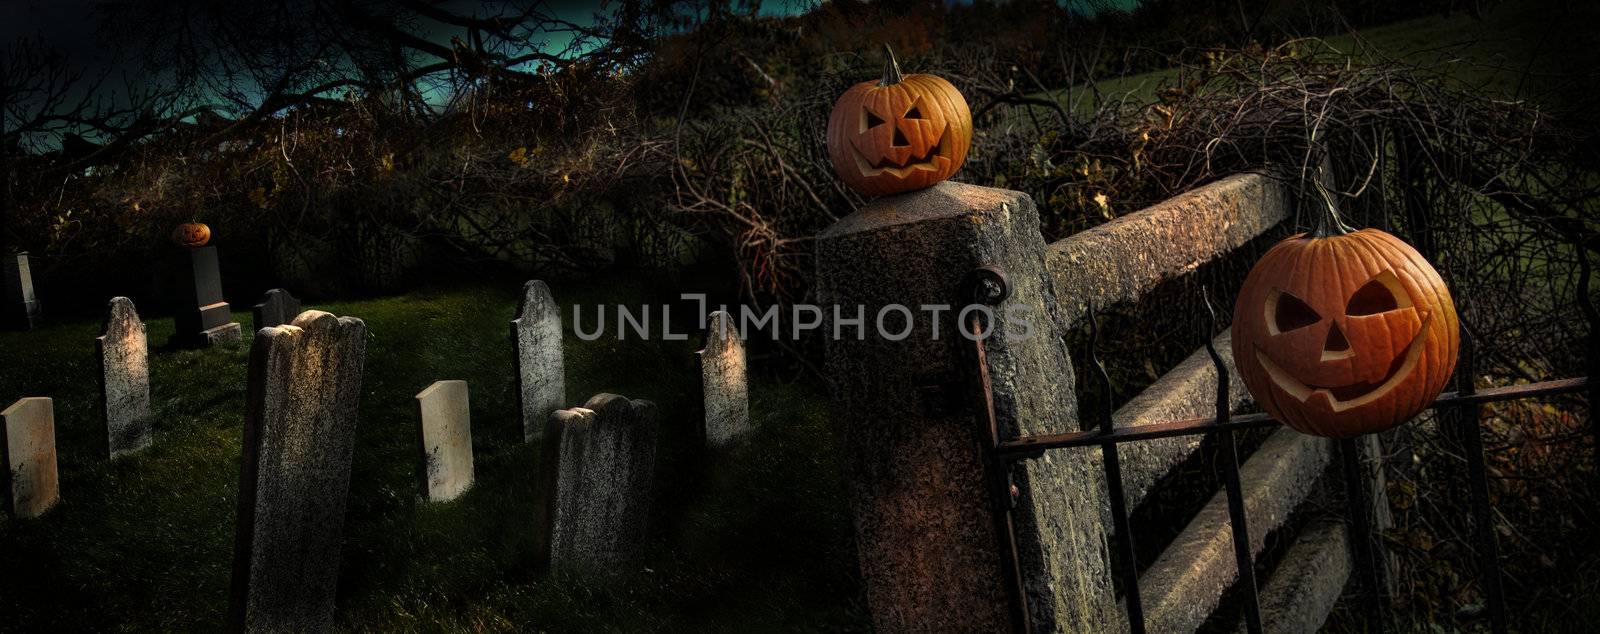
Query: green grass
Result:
<box><xmin>1025</xmin><ymin>0</ymin><xmax>1596</xmax><ymax>117</ymax></box>
<box><xmin>0</xmin><ymin>281</ymin><xmax>864</xmax><ymax>632</ymax></box>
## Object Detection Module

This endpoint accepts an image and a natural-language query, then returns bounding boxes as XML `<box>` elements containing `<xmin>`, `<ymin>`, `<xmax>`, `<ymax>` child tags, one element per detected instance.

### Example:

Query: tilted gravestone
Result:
<box><xmin>229</xmin><ymin>310</ymin><xmax>366</xmax><ymax>632</ymax></box>
<box><xmin>816</xmin><ymin>181</ymin><xmax>1112</xmax><ymax>631</ymax></box>
<box><xmin>97</xmin><ymin>297</ymin><xmax>152</xmax><ymax>458</ymax></box>
<box><xmin>415</xmin><ymin>380</ymin><xmax>474</xmax><ymax>503</ymax></box>
<box><xmin>170</xmin><ymin>245</ymin><xmax>242</xmax><ymax>347</ymax></box>
<box><xmin>534</xmin><ymin>393</ymin><xmax>658</xmax><ymax>574</ymax></box>
<box><xmin>511</xmin><ymin>280</ymin><xmax>564</xmax><ymax>442</ymax></box>
<box><xmin>2</xmin><ymin>252</ymin><xmax>41</xmax><ymax>331</ymax></box>
<box><xmin>252</xmin><ymin>289</ymin><xmax>303</xmax><ymax>333</ymax></box>
<box><xmin>699</xmin><ymin>310</ymin><xmax>749</xmax><ymax>446</ymax></box>
<box><xmin>2</xmin><ymin>397</ymin><xmax>59</xmax><ymax>518</ymax></box>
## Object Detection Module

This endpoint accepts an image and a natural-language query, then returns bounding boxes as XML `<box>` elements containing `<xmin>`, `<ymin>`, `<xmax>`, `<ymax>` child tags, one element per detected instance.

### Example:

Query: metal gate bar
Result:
<box><xmin>959</xmin><ymin>264</ymin><xmax>1594</xmax><ymax>634</ymax></box>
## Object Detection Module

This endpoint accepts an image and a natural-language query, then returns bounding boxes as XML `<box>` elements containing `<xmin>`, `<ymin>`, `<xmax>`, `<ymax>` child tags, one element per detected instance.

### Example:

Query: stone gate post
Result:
<box><xmin>817</xmin><ymin>181</ymin><xmax>1114</xmax><ymax>632</ymax></box>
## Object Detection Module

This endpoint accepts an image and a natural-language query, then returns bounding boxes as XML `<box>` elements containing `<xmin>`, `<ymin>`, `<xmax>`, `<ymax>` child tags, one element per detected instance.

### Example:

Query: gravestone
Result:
<box><xmin>170</xmin><ymin>245</ymin><xmax>241</xmax><ymax>347</ymax></box>
<box><xmin>229</xmin><ymin>310</ymin><xmax>366</xmax><ymax>632</ymax></box>
<box><xmin>252</xmin><ymin>289</ymin><xmax>303</xmax><ymax>333</ymax></box>
<box><xmin>511</xmin><ymin>280</ymin><xmax>564</xmax><ymax>442</ymax></box>
<box><xmin>816</xmin><ymin>181</ymin><xmax>1112</xmax><ymax>631</ymax></box>
<box><xmin>2</xmin><ymin>252</ymin><xmax>41</xmax><ymax>330</ymax></box>
<box><xmin>97</xmin><ymin>297</ymin><xmax>152</xmax><ymax>458</ymax></box>
<box><xmin>415</xmin><ymin>380</ymin><xmax>474</xmax><ymax>503</ymax></box>
<box><xmin>534</xmin><ymin>393</ymin><xmax>658</xmax><ymax>574</ymax></box>
<box><xmin>699</xmin><ymin>310</ymin><xmax>749</xmax><ymax>446</ymax></box>
<box><xmin>2</xmin><ymin>397</ymin><xmax>59</xmax><ymax>518</ymax></box>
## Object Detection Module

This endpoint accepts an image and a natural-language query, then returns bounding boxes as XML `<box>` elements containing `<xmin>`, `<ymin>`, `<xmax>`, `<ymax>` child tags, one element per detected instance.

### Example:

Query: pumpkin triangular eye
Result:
<box><xmin>1347</xmin><ymin>276</ymin><xmax>1400</xmax><ymax>315</ymax></box>
<box><xmin>1272</xmin><ymin>290</ymin><xmax>1320</xmax><ymax>333</ymax></box>
<box><xmin>904</xmin><ymin>105</ymin><xmax>923</xmax><ymax>119</ymax></box>
<box><xmin>864</xmin><ymin>110</ymin><xmax>885</xmax><ymax>129</ymax></box>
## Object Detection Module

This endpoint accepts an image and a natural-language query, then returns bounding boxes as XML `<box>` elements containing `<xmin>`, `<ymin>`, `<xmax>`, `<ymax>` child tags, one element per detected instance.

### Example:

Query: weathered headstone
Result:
<box><xmin>511</xmin><ymin>280</ymin><xmax>564</xmax><ymax>442</ymax></box>
<box><xmin>816</xmin><ymin>181</ymin><xmax>1112</xmax><ymax>631</ymax></box>
<box><xmin>534</xmin><ymin>393</ymin><xmax>658</xmax><ymax>574</ymax></box>
<box><xmin>97</xmin><ymin>297</ymin><xmax>152</xmax><ymax>458</ymax></box>
<box><xmin>415</xmin><ymin>380</ymin><xmax>474</xmax><ymax>503</ymax></box>
<box><xmin>229</xmin><ymin>310</ymin><xmax>366</xmax><ymax>632</ymax></box>
<box><xmin>252</xmin><ymin>288</ymin><xmax>303</xmax><ymax>333</ymax></box>
<box><xmin>2</xmin><ymin>252</ymin><xmax>41</xmax><ymax>331</ymax></box>
<box><xmin>170</xmin><ymin>245</ymin><xmax>242</xmax><ymax>347</ymax></box>
<box><xmin>699</xmin><ymin>310</ymin><xmax>749</xmax><ymax>446</ymax></box>
<box><xmin>2</xmin><ymin>397</ymin><xmax>59</xmax><ymax>518</ymax></box>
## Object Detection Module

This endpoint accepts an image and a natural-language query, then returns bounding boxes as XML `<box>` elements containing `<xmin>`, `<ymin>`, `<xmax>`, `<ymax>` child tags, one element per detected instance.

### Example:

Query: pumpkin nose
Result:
<box><xmin>1324</xmin><ymin>322</ymin><xmax>1350</xmax><ymax>352</ymax></box>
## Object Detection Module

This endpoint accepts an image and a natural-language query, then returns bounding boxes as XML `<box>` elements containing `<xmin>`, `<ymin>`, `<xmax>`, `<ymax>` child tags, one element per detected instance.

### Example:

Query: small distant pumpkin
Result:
<box><xmin>826</xmin><ymin>46</ymin><xmax>972</xmax><ymax>197</ymax></box>
<box><xmin>171</xmin><ymin>222</ymin><xmax>211</xmax><ymax>248</ymax></box>
<box><xmin>1231</xmin><ymin>184</ymin><xmax>1459</xmax><ymax>438</ymax></box>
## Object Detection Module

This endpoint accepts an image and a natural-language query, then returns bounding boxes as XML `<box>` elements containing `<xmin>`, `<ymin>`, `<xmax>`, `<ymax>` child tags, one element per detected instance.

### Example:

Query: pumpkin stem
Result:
<box><xmin>1310</xmin><ymin>169</ymin><xmax>1355</xmax><ymax>238</ymax></box>
<box><xmin>881</xmin><ymin>44</ymin><xmax>904</xmax><ymax>86</ymax></box>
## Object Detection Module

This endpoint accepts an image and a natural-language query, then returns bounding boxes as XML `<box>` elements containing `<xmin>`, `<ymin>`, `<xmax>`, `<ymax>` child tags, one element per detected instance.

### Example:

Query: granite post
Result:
<box><xmin>171</xmin><ymin>245</ymin><xmax>242</xmax><ymax>347</ymax></box>
<box><xmin>534</xmin><ymin>393</ymin><xmax>658</xmax><ymax>574</ymax></box>
<box><xmin>228</xmin><ymin>310</ymin><xmax>366</xmax><ymax>632</ymax></box>
<box><xmin>2</xmin><ymin>252</ymin><xmax>40</xmax><ymax>331</ymax></box>
<box><xmin>97</xmin><ymin>297</ymin><xmax>152</xmax><ymax>458</ymax></box>
<box><xmin>816</xmin><ymin>181</ymin><xmax>1114</xmax><ymax>632</ymax></box>
<box><xmin>699</xmin><ymin>310</ymin><xmax>749</xmax><ymax>446</ymax></box>
<box><xmin>2</xmin><ymin>397</ymin><xmax>59</xmax><ymax>518</ymax></box>
<box><xmin>415</xmin><ymin>380</ymin><xmax>474</xmax><ymax>503</ymax></box>
<box><xmin>252</xmin><ymin>289</ymin><xmax>303</xmax><ymax>333</ymax></box>
<box><xmin>511</xmin><ymin>280</ymin><xmax>564</xmax><ymax>442</ymax></box>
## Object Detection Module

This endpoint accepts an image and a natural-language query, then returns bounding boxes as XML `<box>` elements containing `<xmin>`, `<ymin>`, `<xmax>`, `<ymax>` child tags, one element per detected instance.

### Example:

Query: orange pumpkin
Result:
<box><xmin>171</xmin><ymin>222</ymin><xmax>211</xmax><ymax>248</ymax></box>
<box><xmin>1231</xmin><ymin>190</ymin><xmax>1459</xmax><ymax>438</ymax></box>
<box><xmin>826</xmin><ymin>46</ymin><xmax>972</xmax><ymax>197</ymax></box>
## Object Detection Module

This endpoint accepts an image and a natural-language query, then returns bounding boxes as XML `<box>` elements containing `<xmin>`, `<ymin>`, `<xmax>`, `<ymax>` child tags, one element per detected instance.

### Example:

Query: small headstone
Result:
<box><xmin>252</xmin><ymin>289</ymin><xmax>303</xmax><ymax>333</ymax></box>
<box><xmin>535</xmin><ymin>393</ymin><xmax>658</xmax><ymax>573</ymax></box>
<box><xmin>2</xmin><ymin>252</ymin><xmax>41</xmax><ymax>331</ymax></box>
<box><xmin>415</xmin><ymin>380</ymin><xmax>474</xmax><ymax>503</ymax></box>
<box><xmin>229</xmin><ymin>310</ymin><xmax>366</xmax><ymax>631</ymax></box>
<box><xmin>699</xmin><ymin>310</ymin><xmax>750</xmax><ymax>447</ymax></box>
<box><xmin>97</xmin><ymin>297</ymin><xmax>152</xmax><ymax>458</ymax></box>
<box><xmin>2</xmin><ymin>397</ymin><xmax>59</xmax><ymax>518</ymax></box>
<box><xmin>511</xmin><ymin>280</ymin><xmax>564</xmax><ymax>442</ymax></box>
<box><xmin>170</xmin><ymin>245</ymin><xmax>241</xmax><ymax>347</ymax></box>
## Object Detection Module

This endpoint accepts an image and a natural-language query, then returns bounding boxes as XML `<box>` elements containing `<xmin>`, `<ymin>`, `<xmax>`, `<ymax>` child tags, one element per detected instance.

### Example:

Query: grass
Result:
<box><xmin>0</xmin><ymin>279</ymin><xmax>865</xmax><ymax>632</ymax></box>
<box><xmin>1025</xmin><ymin>0</ymin><xmax>1595</xmax><ymax>117</ymax></box>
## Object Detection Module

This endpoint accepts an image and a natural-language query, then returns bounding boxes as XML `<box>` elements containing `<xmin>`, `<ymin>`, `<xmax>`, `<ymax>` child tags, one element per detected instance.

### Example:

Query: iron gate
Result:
<box><xmin>956</xmin><ymin>260</ymin><xmax>1598</xmax><ymax>634</ymax></box>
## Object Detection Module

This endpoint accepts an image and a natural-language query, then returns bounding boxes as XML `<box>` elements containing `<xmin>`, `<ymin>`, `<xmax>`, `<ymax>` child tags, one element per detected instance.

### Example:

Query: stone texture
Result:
<box><xmin>1138</xmin><ymin>429</ymin><xmax>1332</xmax><ymax>633</ymax></box>
<box><xmin>1240</xmin><ymin>521</ymin><xmax>1350</xmax><ymax>634</ymax></box>
<box><xmin>1046</xmin><ymin>173</ymin><xmax>1287</xmax><ymax>324</ymax></box>
<box><xmin>415</xmin><ymin>380</ymin><xmax>474</xmax><ymax>503</ymax></box>
<box><xmin>817</xmin><ymin>181</ymin><xmax>1112</xmax><ymax>632</ymax></box>
<box><xmin>511</xmin><ymin>280</ymin><xmax>564</xmax><ymax>442</ymax></box>
<box><xmin>97</xmin><ymin>297</ymin><xmax>152</xmax><ymax>458</ymax></box>
<box><xmin>229</xmin><ymin>310</ymin><xmax>367</xmax><ymax>632</ymax></box>
<box><xmin>535</xmin><ymin>393</ymin><xmax>658</xmax><ymax>574</ymax></box>
<box><xmin>2</xmin><ymin>252</ymin><xmax>41</xmax><ymax>330</ymax></box>
<box><xmin>252</xmin><ymin>289</ymin><xmax>303</xmax><ymax>333</ymax></box>
<box><xmin>699</xmin><ymin>310</ymin><xmax>749</xmax><ymax>447</ymax></box>
<box><xmin>1116</xmin><ymin>332</ymin><xmax>1251</xmax><ymax>507</ymax></box>
<box><xmin>2</xmin><ymin>397</ymin><xmax>59</xmax><ymax>518</ymax></box>
<box><xmin>171</xmin><ymin>245</ymin><xmax>241</xmax><ymax>348</ymax></box>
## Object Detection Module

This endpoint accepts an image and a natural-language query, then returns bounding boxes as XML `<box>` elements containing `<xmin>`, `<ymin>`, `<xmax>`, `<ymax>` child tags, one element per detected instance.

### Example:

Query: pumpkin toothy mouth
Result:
<box><xmin>850</xmin><ymin>137</ymin><xmax>944</xmax><ymax>177</ymax></box>
<box><xmin>1253</xmin><ymin>314</ymin><xmax>1432</xmax><ymax>411</ymax></box>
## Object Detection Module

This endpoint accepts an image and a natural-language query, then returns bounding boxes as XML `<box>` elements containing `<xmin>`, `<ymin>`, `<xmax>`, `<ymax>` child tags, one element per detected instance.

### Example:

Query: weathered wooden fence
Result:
<box><xmin>817</xmin><ymin>173</ymin><xmax>1594</xmax><ymax>633</ymax></box>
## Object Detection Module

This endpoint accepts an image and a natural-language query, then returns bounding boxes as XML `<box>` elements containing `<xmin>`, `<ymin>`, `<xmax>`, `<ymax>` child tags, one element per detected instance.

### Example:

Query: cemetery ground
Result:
<box><xmin>0</xmin><ymin>276</ymin><xmax>865</xmax><ymax>631</ymax></box>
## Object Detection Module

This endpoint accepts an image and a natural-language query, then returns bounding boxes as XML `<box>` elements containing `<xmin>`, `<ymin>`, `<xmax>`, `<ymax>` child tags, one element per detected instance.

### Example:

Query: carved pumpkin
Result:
<box><xmin>826</xmin><ymin>46</ymin><xmax>972</xmax><ymax>197</ymax></box>
<box><xmin>1231</xmin><ymin>190</ymin><xmax>1459</xmax><ymax>438</ymax></box>
<box><xmin>171</xmin><ymin>222</ymin><xmax>211</xmax><ymax>248</ymax></box>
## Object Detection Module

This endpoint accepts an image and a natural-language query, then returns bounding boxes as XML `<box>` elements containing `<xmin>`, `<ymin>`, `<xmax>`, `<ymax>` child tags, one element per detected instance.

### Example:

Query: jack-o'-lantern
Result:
<box><xmin>826</xmin><ymin>46</ymin><xmax>972</xmax><ymax>197</ymax></box>
<box><xmin>171</xmin><ymin>222</ymin><xmax>211</xmax><ymax>248</ymax></box>
<box><xmin>1231</xmin><ymin>187</ymin><xmax>1459</xmax><ymax>438</ymax></box>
